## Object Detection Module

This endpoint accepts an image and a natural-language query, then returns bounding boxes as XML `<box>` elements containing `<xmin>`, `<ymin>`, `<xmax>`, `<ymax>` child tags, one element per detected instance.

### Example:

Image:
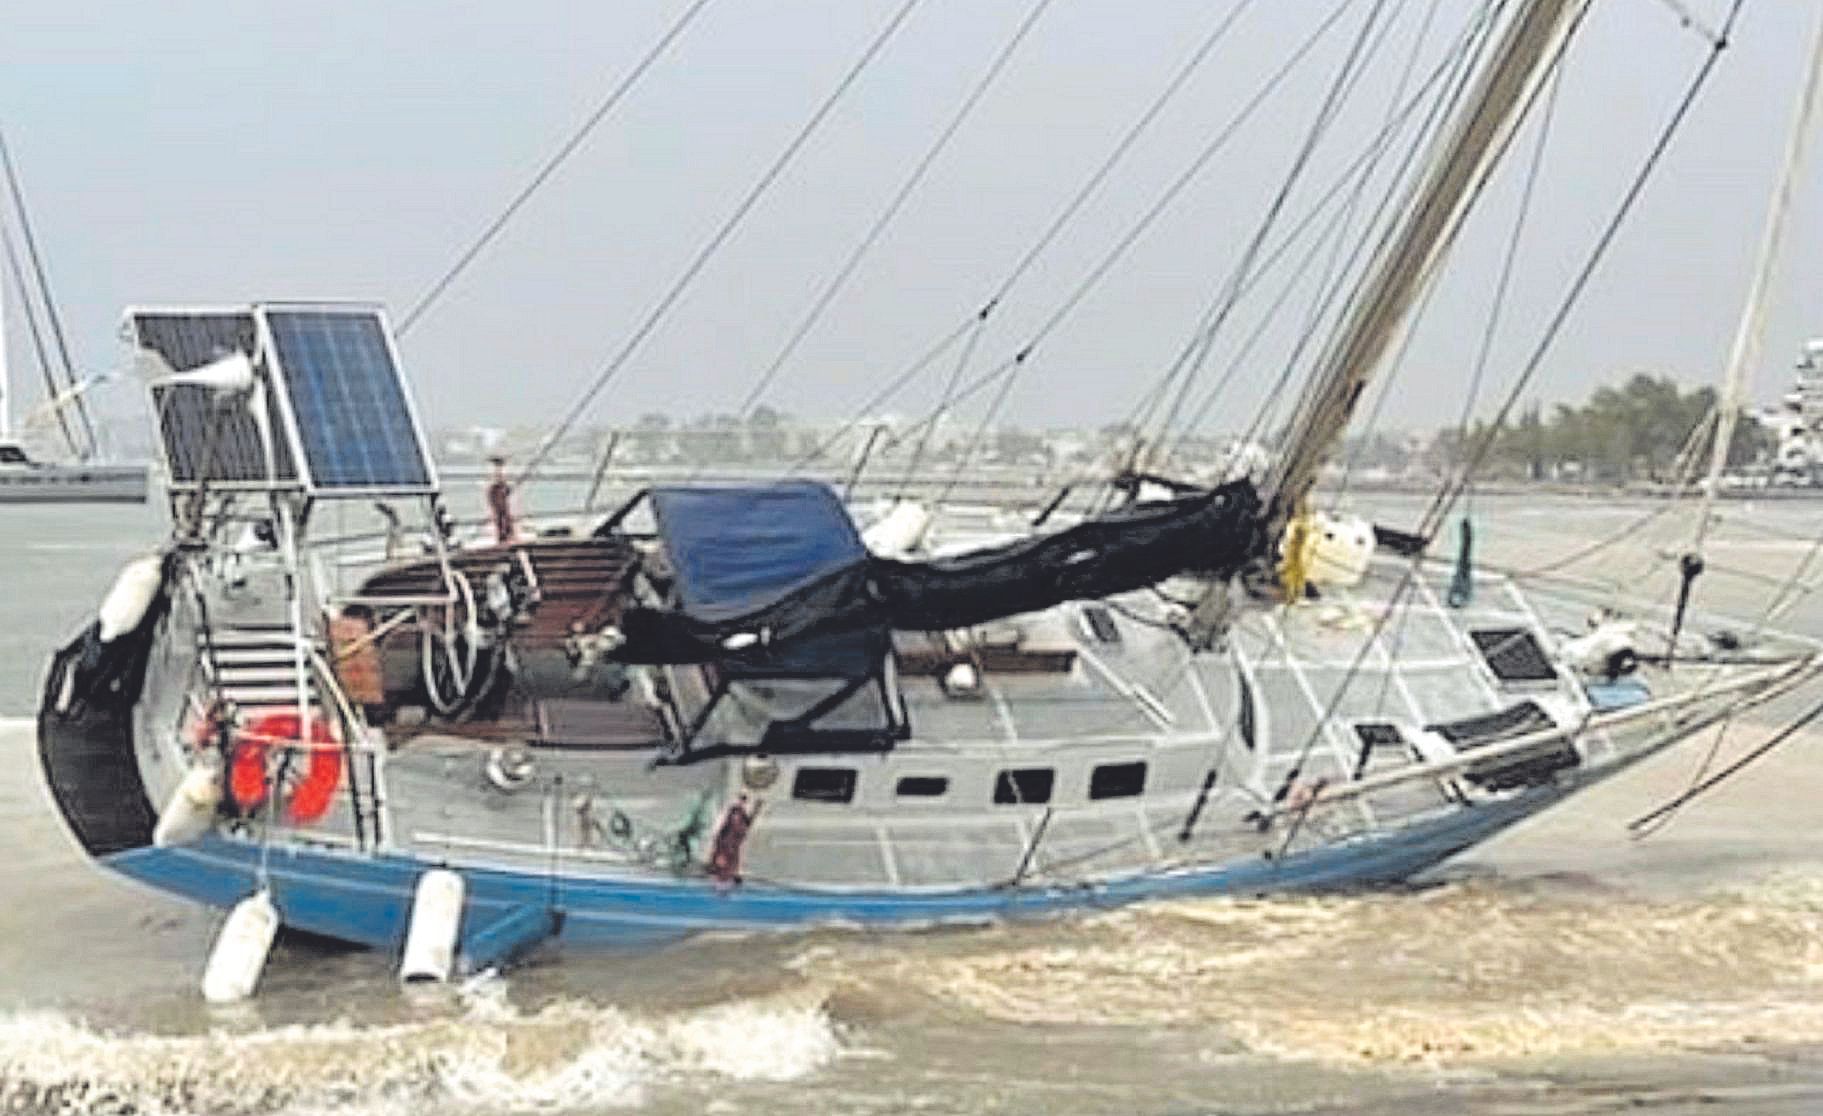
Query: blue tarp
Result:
<box><xmin>648</xmin><ymin>481</ymin><xmax>868</xmax><ymax>622</ymax></box>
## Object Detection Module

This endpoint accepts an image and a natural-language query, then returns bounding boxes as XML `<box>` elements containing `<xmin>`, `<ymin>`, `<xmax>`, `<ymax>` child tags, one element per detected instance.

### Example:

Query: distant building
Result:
<box><xmin>1769</xmin><ymin>339</ymin><xmax>1823</xmax><ymax>483</ymax></box>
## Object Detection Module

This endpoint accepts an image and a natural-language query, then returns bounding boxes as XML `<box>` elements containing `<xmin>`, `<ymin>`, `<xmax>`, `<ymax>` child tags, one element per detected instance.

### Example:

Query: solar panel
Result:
<box><xmin>133</xmin><ymin>310</ymin><xmax>300</xmax><ymax>486</ymax></box>
<box><xmin>264</xmin><ymin>308</ymin><xmax>434</xmax><ymax>493</ymax></box>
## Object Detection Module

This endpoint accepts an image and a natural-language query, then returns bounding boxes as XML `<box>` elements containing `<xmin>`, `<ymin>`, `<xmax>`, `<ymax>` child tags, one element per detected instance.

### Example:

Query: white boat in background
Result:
<box><xmin>0</xmin><ymin>129</ymin><xmax>147</xmax><ymax>506</ymax></box>
<box><xmin>0</xmin><ymin>440</ymin><xmax>147</xmax><ymax>504</ymax></box>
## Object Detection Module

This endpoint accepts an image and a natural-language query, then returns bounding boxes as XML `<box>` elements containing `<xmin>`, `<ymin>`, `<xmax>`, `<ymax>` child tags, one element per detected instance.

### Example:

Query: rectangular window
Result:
<box><xmin>1238</xmin><ymin>675</ymin><xmax>1257</xmax><ymax>750</ymax></box>
<box><xmin>895</xmin><ymin>775</ymin><xmax>949</xmax><ymax>798</ymax></box>
<box><xmin>792</xmin><ymin>767</ymin><xmax>857</xmax><ymax>804</ymax></box>
<box><xmin>1352</xmin><ymin>722</ymin><xmax>1406</xmax><ymax>778</ymax></box>
<box><xmin>1468</xmin><ymin>627</ymin><xmax>1557</xmax><ymax>683</ymax></box>
<box><xmin>1089</xmin><ymin>761</ymin><xmax>1147</xmax><ymax>800</ymax></box>
<box><xmin>1353</xmin><ymin>722</ymin><xmax>1405</xmax><ymax>748</ymax></box>
<box><xmin>993</xmin><ymin>768</ymin><xmax>1054</xmax><ymax>805</ymax></box>
<box><xmin>1082</xmin><ymin>605</ymin><xmax>1122</xmax><ymax>644</ymax></box>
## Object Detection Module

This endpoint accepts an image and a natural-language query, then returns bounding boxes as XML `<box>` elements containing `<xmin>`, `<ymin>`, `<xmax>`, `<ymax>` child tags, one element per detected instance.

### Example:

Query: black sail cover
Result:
<box><xmin>610</xmin><ymin>479</ymin><xmax>1262</xmax><ymax>665</ymax></box>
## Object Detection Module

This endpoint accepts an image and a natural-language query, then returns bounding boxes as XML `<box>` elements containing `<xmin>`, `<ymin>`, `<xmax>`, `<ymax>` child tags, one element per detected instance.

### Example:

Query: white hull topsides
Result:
<box><xmin>32</xmin><ymin>0</ymin><xmax>1823</xmax><ymax>971</ymax></box>
<box><xmin>103</xmin><ymin>501</ymin><xmax>1823</xmax><ymax>901</ymax></box>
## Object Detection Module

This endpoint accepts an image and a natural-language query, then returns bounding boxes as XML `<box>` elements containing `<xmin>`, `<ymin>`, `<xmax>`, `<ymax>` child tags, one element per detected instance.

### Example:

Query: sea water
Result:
<box><xmin>3</xmin><ymin>488</ymin><xmax>1823</xmax><ymax>1115</ymax></box>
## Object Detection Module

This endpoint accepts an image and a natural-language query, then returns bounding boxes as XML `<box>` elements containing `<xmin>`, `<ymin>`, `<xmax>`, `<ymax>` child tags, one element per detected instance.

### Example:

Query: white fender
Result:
<box><xmin>1132</xmin><ymin>479</ymin><xmax>1180</xmax><ymax>504</ymax></box>
<box><xmin>399</xmin><ymin>869</ymin><xmax>466</xmax><ymax>984</ymax></box>
<box><xmin>863</xmin><ymin>501</ymin><xmax>931</xmax><ymax>557</ymax></box>
<box><xmin>941</xmin><ymin>661</ymin><xmax>982</xmax><ymax>698</ymax></box>
<box><xmin>153</xmin><ymin>761</ymin><xmax>221</xmax><ymax>847</ymax></box>
<box><xmin>202</xmin><ymin>890</ymin><xmax>279</xmax><ymax>1004</ymax></box>
<box><xmin>97</xmin><ymin>555</ymin><xmax>163</xmax><ymax>643</ymax></box>
<box><xmin>1306</xmin><ymin>512</ymin><xmax>1374</xmax><ymax>589</ymax></box>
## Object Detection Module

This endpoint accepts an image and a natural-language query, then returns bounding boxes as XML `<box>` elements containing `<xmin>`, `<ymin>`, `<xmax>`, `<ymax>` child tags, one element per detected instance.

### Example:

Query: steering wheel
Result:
<box><xmin>420</xmin><ymin>566</ymin><xmax>481</xmax><ymax>716</ymax></box>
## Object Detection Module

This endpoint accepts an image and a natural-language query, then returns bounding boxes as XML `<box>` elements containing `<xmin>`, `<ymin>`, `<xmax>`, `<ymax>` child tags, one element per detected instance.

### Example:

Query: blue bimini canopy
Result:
<box><xmin>647</xmin><ymin>481</ymin><xmax>868</xmax><ymax>623</ymax></box>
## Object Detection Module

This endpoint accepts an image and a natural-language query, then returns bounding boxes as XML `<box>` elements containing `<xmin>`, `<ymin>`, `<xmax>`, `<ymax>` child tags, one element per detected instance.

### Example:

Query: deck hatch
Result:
<box><xmin>1468</xmin><ymin>627</ymin><xmax>1557</xmax><ymax>683</ymax></box>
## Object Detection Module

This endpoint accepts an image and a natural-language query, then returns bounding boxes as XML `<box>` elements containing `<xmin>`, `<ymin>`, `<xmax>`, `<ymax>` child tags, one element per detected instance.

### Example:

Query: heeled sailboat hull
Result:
<box><xmin>33</xmin><ymin>0</ymin><xmax>1823</xmax><ymax>976</ymax></box>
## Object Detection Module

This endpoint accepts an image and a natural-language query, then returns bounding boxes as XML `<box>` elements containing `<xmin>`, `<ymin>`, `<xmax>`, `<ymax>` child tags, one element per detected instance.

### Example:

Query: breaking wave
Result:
<box><xmin>838</xmin><ymin>872</ymin><xmax>1823</xmax><ymax>1067</ymax></box>
<box><xmin>0</xmin><ymin>983</ymin><xmax>840</xmax><ymax>1115</ymax></box>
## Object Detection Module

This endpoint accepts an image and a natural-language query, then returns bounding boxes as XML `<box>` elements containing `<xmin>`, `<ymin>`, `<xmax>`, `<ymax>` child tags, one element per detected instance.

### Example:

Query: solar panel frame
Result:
<box><xmin>128</xmin><ymin>306</ymin><xmax>302</xmax><ymax>490</ymax></box>
<box><xmin>128</xmin><ymin>301</ymin><xmax>439</xmax><ymax>498</ymax></box>
<box><xmin>256</xmin><ymin>302</ymin><xmax>439</xmax><ymax>497</ymax></box>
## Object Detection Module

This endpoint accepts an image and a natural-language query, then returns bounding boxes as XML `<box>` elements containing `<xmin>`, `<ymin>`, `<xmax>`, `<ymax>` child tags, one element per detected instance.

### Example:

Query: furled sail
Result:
<box><xmin>607</xmin><ymin>480</ymin><xmax>1262</xmax><ymax>665</ymax></box>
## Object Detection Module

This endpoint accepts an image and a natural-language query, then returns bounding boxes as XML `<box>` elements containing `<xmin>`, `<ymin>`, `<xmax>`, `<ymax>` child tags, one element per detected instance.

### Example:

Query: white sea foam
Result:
<box><xmin>0</xmin><ymin>986</ymin><xmax>841</xmax><ymax>1115</ymax></box>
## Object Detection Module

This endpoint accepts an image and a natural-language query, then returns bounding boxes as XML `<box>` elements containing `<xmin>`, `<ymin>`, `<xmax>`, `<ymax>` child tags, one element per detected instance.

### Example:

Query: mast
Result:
<box><xmin>1691</xmin><ymin>6</ymin><xmax>1823</xmax><ymax>552</ymax></box>
<box><xmin>1258</xmin><ymin>0</ymin><xmax>1588</xmax><ymax>532</ymax></box>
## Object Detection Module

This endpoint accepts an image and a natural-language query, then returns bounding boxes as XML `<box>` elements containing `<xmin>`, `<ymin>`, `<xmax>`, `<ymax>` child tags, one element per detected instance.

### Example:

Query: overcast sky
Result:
<box><xmin>2</xmin><ymin>0</ymin><xmax>1820</xmax><ymax>444</ymax></box>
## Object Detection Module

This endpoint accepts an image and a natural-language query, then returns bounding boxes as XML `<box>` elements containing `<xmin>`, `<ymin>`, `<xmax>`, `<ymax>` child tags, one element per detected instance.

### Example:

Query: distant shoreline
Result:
<box><xmin>433</xmin><ymin>460</ymin><xmax>1823</xmax><ymax>503</ymax></box>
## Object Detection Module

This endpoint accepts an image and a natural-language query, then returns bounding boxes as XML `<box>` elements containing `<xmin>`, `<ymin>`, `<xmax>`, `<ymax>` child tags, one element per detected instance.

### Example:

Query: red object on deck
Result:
<box><xmin>227</xmin><ymin>710</ymin><xmax>343</xmax><ymax>824</ymax></box>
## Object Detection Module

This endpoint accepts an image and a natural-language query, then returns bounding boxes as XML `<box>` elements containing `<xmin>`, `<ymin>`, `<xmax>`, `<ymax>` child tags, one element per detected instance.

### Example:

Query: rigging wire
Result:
<box><xmin>1450</xmin><ymin>55</ymin><xmax>1562</xmax><ymax>513</ymax></box>
<box><xmin>520</xmin><ymin>0</ymin><xmax>929</xmax><ymax>484</ymax></box>
<box><xmin>1647</xmin><ymin>0</ymin><xmax>1727</xmax><ymax>48</ymax></box>
<box><xmin>878</xmin><ymin>0</ymin><xmax>1360</xmax><ymax>494</ymax></box>
<box><xmin>907</xmin><ymin>1</ymin><xmax>1774</xmax><ymax>891</ymax></box>
<box><xmin>838</xmin><ymin>31</ymin><xmax>1457</xmax><ymax>492</ymax></box>
<box><xmin>1627</xmin><ymin>691</ymin><xmax>1823</xmax><ymax>833</ymax></box>
<box><xmin>979</xmin><ymin>0</ymin><xmax>1267</xmax><ymax>325</ymax></box>
<box><xmin>793</xmin><ymin>0</ymin><xmax>1320</xmax><ymax>481</ymax></box>
<box><xmin>1159</xmin><ymin>0</ymin><xmax>1501</xmax><ymax>465</ymax></box>
<box><xmin>1221</xmin><ymin>0</ymin><xmax>1501</xmax><ymax>463</ymax></box>
<box><xmin>950</xmin><ymin>0</ymin><xmax>1388</xmax><ymax>481</ymax></box>
<box><xmin>895</xmin><ymin>302</ymin><xmax>992</xmax><ymax>501</ymax></box>
<box><xmin>870</xmin><ymin>0</ymin><xmax>1270</xmax><ymax>496</ymax></box>
<box><xmin>0</xmin><ymin>128</ymin><xmax>95</xmax><ymax>459</ymax></box>
<box><xmin>395</xmin><ymin>0</ymin><xmax>716</xmax><ymax>337</ymax></box>
<box><xmin>1417</xmin><ymin>0</ymin><xmax>1747</xmax><ymax>543</ymax></box>
<box><xmin>1144</xmin><ymin>0</ymin><xmax>1414</xmax><ymax>457</ymax></box>
<box><xmin>1503</xmin><ymin>408</ymin><xmax>1715</xmax><ymax>585</ymax></box>
<box><xmin>1417</xmin><ymin>0</ymin><xmax>1823</xmax><ymax>841</ymax></box>
<box><xmin>1235</xmin><ymin>0</ymin><xmax>1515</xmax><ymax>466</ymax></box>
<box><xmin>784</xmin><ymin>317</ymin><xmax>979</xmax><ymax>474</ymax></box>
<box><xmin>933</xmin><ymin>335</ymin><xmax>1024</xmax><ymax>505</ymax></box>
<box><xmin>733</xmin><ymin>0</ymin><xmax>1064</xmax><ymax>420</ymax></box>
<box><xmin>1264</xmin><ymin>0</ymin><xmax>1742</xmax><ymax>828</ymax></box>
<box><xmin>1034</xmin><ymin>0</ymin><xmax>1496</xmax><ymax>508</ymax></box>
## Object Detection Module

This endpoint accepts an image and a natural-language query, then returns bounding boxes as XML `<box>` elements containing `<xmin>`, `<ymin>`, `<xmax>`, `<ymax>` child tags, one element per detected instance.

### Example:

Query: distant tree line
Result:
<box><xmin>1466</xmin><ymin>373</ymin><xmax>1770</xmax><ymax>483</ymax></box>
<box><xmin>446</xmin><ymin>372</ymin><xmax>1769</xmax><ymax>488</ymax></box>
<box><xmin>1340</xmin><ymin>373</ymin><xmax>1770</xmax><ymax>484</ymax></box>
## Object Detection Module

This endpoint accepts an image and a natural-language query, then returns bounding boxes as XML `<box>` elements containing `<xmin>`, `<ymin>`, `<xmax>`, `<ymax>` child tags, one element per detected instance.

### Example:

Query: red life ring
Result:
<box><xmin>228</xmin><ymin>710</ymin><xmax>343</xmax><ymax>824</ymax></box>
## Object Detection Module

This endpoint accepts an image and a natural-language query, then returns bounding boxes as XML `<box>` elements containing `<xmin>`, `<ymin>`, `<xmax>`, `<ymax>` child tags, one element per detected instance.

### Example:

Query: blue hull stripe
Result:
<box><xmin>104</xmin><ymin>791</ymin><xmax>1554</xmax><ymax>955</ymax></box>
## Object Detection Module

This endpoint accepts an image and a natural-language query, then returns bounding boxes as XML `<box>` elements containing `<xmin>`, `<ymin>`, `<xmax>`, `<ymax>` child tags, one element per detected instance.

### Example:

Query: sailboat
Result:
<box><xmin>31</xmin><ymin>1</ymin><xmax>1823</xmax><ymax>986</ymax></box>
<box><xmin>0</xmin><ymin>131</ymin><xmax>147</xmax><ymax>505</ymax></box>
